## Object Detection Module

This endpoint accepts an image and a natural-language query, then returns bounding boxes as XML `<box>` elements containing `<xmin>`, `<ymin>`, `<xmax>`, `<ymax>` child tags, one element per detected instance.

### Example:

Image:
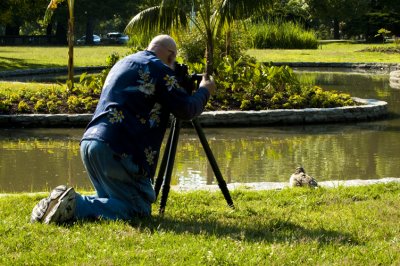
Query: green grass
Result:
<box><xmin>0</xmin><ymin>46</ymin><xmax>132</xmax><ymax>71</ymax></box>
<box><xmin>247</xmin><ymin>43</ymin><xmax>400</xmax><ymax>63</ymax></box>
<box><xmin>1</xmin><ymin>183</ymin><xmax>399</xmax><ymax>265</ymax></box>
<box><xmin>1</xmin><ymin>43</ymin><xmax>399</xmax><ymax>73</ymax></box>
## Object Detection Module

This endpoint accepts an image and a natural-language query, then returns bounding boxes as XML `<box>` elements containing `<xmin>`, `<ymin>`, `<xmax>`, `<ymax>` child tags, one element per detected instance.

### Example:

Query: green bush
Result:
<box><xmin>250</xmin><ymin>20</ymin><xmax>318</xmax><ymax>49</ymax></box>
<box><xmin>34</xmin><ymin>100</ymin><xmax>46</xmax><ymax>113</ymax></box>
<box><xmin>17</xmin><ymin>100</ymin><xmax>30</xmax><ymax>113</ymax></box>
<box><xmin>0</xmin><ymin>99</ymin><xmax>11</xmax><ymax>113</ymax></box>
<box><xmin>0</xmin><ymin>51</ymin><xmax>355</xmax><ymax>114</ymax></box>
<box><xmin>177</xmin><ymin>22</ymin><xmax>252</xmax><ymax>65</ymax></box>
<box><xmin>197</xmin><ymin>55</ymin><xmax>355</xmax><ymax>111</ymax></box>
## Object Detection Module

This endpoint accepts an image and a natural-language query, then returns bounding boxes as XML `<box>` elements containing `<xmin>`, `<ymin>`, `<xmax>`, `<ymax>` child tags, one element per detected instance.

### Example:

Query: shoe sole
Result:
<box><xmin>42</xmin><ymin>187</ymin><xmax>74</xmax><ymax>224</ymax></box>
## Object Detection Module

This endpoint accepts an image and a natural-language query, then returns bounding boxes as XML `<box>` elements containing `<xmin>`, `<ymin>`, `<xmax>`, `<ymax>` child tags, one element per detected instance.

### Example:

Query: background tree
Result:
<box><xmin>0</xmin><ymin>0</ymin><xmax>49</xmax><ymax>36</ymax></box>
<box><xmin>361</xmin><ymin>0</ymin><xmax>400</xmax><ymax>42</ymax></box>
<box><xmin>72</xmin><ymin>0</ymin><xmax>138</xmax><ymax>44</ymax></box>
<box><xmin>306</xmin><ymin>0</ymin><xmax>368</xmax><ymax>39</ymax></box>
<box><xmin>45</xmin><ymin>0</ymin><xmax>75</xmax><ymax>87</ymax></box>
<box><xmin>125</xmin><ymin>0</ymin><xmax>275</xmax><ymax>76</ymax></box>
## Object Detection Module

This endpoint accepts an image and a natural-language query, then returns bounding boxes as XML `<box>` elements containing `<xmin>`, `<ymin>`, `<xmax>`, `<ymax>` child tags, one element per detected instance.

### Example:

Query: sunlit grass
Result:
<box><xmin>0</xmin><ymin>46</ymin><xmax>132</xmax><ymax>71</ymax></box>
<box><xmin>1</xmin><ymin>183</ymin><xmax>399</xmax><ymax>265</ymax></box>
<box><xmin>1</xmin><ymin>43</ymin><xmax>399</xmax><ymax>72</ymax></box>
<box><xmin>247</xmin><ymin>43</ymin><xmax>400</xmax><ymax>63</ymax></box>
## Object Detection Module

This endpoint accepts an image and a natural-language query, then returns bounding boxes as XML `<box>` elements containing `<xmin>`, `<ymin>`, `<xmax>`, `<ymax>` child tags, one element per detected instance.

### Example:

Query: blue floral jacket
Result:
<box><xmin>81</xmin><ymin>50</ymin><xmax>210</xmax><ymax>179</ymax></box>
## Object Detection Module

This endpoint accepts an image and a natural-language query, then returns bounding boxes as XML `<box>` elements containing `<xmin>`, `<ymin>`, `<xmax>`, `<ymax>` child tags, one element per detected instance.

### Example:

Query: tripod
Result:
<box><xmin>154</xmin><ymin>111</ymin><xmax>235</xmax><ymax>214</ymax></box>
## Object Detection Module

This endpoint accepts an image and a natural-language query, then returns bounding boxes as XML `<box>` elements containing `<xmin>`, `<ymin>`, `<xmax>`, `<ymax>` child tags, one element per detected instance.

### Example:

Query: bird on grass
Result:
<box><xmin>289</xmin><ymin>167</ymin><xmax>318</xmax><ymax>188</ymax></box>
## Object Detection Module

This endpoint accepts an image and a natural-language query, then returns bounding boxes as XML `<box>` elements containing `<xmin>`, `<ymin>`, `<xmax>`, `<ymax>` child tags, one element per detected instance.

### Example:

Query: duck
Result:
<box><xmin>289</xmin><ymin>167</ymin><xmax>318</xmax><ymax>188</ymax></box>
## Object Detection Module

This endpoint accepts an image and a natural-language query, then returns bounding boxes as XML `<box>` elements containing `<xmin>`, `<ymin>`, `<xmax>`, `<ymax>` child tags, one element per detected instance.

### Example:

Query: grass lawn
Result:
<box><xmin>1</xmin><ymin>183</ymin><xmax>399</xmax><ymax>265</ymax></box>
<box><xmin>247</xmin><ymin>43</ymin><xmax>400</xmax><ymax>63</ymax></box>
<box><xmin>0</xmin><ymin>46</ymin><xmax>132</xmax><ymax>71</ymax></box>
<box><xmin>1</xmin><ymin>43</ymin><xmax>399</xmax><ymax>72</ymax></box>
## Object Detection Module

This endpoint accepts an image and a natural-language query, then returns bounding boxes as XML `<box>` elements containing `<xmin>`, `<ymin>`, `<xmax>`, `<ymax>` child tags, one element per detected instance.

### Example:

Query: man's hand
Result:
<box><xmin>199</xmin><ymin>75</ymin><xmax>216</xmax><ymax>95</ymax></box>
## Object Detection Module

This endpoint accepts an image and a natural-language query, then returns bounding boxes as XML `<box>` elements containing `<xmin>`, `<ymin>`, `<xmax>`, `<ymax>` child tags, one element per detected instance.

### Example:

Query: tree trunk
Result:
<box><xmin>205</xmin><ymin>28</ymin><xmax>214</xmax><ymax>77</ymax></box>
<box><xmin>67</xmin><ymin>17</ymin><xmax>74</xmax><ymax>89</ymax></box>
<box><xmin>5</xmin><ymin>24</ymin><xmax>20</xmax><ymax>36</ymax></box>
<box><xmin>55</xmin><ymin>20</ymin><xmax>68</xmax><ymax>45</ymax></box>
<box><xmin>333</xmin><ymin>18</ymin><xmax>340</xmax><ymax>39</ymax></box>
<box><xmin>225</xmin><ymin>29</ymin><xmax>231</xmax><ymax>57</ymax></box>
<box><xmin>46</xmin><ymin>23</ymin><xmax>53</xmax><ymax>44</ymax></box>
<box><xmin>85</xmin><ymin>14</ymin><xmax>94</xmax><ymax>45</ymax></box>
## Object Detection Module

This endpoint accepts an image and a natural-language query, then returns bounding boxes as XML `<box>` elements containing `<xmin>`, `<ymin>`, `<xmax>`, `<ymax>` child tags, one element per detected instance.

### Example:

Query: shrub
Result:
<box><xmin>0</xmin><ymin>99</ymin><xmax>11</xmax><ymax>113</ymax></box>
<box><xmin>46</xmin><ymin>100</ymin><xmax>58</xmax><ymax>113</ymax></box>
<box><xmin>250</xmin><ymin>20</ymin><xmax>318</xmax><ymax>49</ymax></box>
<box><xmin>17</xmin><ymin>100</ymin><xmax>30</xmax><ymax>113</ymax></box>
<box><xmin>0</xmin><ymin>51</ymin><xmax>355</xmax><ymax>114</ymax></box>
<box><xmin>177</xmin><ymin>22</ymin><xmax>252</xmax><ymax>65</ymax></box>
<box><xmin>67</xmin><ymin>95</ymin><xmax>82</xmax><ymax>113</ymax></box>
<box><xmin>197</xmin><ymin>55</ymin><xmax>355</xmax><ymax>111</ymax></box>
<box><xmin>34</xmin><ymin>100</ymin><xmax>46</xmax><ymax>113</ymax></box>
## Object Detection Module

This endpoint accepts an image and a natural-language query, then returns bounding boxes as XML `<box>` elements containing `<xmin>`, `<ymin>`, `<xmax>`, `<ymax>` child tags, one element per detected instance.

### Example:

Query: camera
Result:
<box><xmin>174</xmin><ymin>62</ymin><xmax>202</xmax><ymax>95</ymax></box>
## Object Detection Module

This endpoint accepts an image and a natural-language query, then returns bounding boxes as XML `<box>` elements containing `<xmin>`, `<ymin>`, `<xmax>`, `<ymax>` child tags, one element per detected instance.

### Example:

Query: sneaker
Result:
<box><xmin>30</xmin><ymin>185</ymin><xmax>76</xmax><ymax>224</ymax></box>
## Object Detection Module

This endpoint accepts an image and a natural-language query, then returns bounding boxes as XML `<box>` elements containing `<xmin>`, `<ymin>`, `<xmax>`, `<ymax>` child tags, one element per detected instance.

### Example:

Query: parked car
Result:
<box><xmin>105</xmin><ymin>32</ymin><xmax>129</xmax><ymax>44</ymax></box>
<box><xmin>76</xmin><ymin>35</ymin><xmax>101</xmax><ymax>45</ymax></box>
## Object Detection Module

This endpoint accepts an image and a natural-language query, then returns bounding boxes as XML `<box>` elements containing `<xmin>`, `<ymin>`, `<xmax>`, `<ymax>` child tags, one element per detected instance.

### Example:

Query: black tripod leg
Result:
<box><xmin>191</xmin><ymin>118</ymin><xmax>235</xmax><ymax>209</ymax></box>
<box><xmin>159</xmin><ymin>118</ymin><xmax>182</xmax><ymax>214</ymax></box>
<box><xmin>154</xmin><ymin>121</ymin><xmax>174</xmax><ymax>199</ymax></box>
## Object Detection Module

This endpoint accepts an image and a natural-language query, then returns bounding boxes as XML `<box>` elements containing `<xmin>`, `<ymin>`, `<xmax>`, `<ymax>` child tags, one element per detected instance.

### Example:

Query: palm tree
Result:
<box><xmin>45</xmin><ymin>0</ymin><xmax>75</xmax><ymax>88</ymax></box>
<box><xmin>125</xmin><ymin>0</ymin><xmax>274</xmax><ymax>77</ymax></box>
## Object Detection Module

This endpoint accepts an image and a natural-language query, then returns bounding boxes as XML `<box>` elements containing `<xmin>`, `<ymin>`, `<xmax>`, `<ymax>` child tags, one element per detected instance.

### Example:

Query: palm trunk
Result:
<box><xmin>205</xmin><ymin>28</ymin><xmax>214</xmax><ymax>78</ymax></box>
<box><xmin>225</xmin><ymin>29</ymin><xmax>231</xmax><ymax>56</ymax></box>
<box><xmin>67</xmin><ymin>17</ymin><xmax>74</xmax><ymax>89</ymax></box>
<box><xmin>67</xmin><ymin>0</ymin><xmax>75</xmax><ymax>89</ymax></box>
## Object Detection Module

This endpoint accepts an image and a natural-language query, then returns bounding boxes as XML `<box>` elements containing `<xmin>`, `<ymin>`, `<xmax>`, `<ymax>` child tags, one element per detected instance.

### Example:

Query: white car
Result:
<box><xmin>106</xmin><ymin>32</ymin><xmax>129</xmax><ymax>44</ymax></box>
<box><xmin>76</xmin><ymin>35</ymin><xmax>101</xmax><ymax>45</ymax></box>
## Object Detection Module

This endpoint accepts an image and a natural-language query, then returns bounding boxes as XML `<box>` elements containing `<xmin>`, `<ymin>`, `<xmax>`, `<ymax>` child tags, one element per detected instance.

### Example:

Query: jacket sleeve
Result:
<box><xmin>156</xmin><ymin>73</ymin><xmax>211</xmax><ymax>120</ymax></box>
<box><xmin>159</xmin><ymin>85</ymin><xmax>210</xmax><ymax>120</ymax></box>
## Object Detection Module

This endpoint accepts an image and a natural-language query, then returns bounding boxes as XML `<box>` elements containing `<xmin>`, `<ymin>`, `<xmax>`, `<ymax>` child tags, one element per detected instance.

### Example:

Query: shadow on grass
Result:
<box><xmin>0</xmin><ymin>56</ymin><xmax>61</xmax><ymax>71</ymax></box>
<box><xmin>127</xmin><ymin>216</ymin><xmax>360</xmax><ymax>246</ymax></box>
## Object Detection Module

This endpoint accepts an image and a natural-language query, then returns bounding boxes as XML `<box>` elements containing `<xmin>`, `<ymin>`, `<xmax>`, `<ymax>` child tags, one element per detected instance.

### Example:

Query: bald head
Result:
<box><xmin>148</xmin><ymin>35</ymin><xmax>176</xmax><ymax>51</ymax></box>
<box><xmin>147</xmin><ymin>35</ymin><xmax>177</xmax><ymax>68</ymax></box>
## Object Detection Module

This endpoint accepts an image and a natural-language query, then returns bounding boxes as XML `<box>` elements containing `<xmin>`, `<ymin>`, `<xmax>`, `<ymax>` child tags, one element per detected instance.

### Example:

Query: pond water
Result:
<box><xmin>1</xmin><ymin>69</ymin><xmax>400</xmax><ymax>192</ymax></box>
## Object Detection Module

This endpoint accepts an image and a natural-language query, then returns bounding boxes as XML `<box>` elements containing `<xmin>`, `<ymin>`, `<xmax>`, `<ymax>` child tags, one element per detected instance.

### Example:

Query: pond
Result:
<box><xmin>1</xmin><ymin>69</ymin><xmax>400</xmax><ymax>192</ymax></box>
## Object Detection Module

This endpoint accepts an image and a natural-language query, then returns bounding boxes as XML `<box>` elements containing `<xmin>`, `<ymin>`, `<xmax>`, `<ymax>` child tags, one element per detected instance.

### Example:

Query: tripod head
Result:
<box><xmin>174</xmin><ymin>62</ymin><xmax>202</xmax><ymax>95</ymax></box>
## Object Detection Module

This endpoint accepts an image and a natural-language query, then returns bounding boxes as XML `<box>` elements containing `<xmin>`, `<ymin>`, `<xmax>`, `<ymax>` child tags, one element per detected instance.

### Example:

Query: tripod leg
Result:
<box><xmin>191</xmin><ymin>118</ymin><xmax>235</xmax><ymax>209</ymax></box>
<box><xmin>154</xmin><ymin>121</ymin><xmax>174</xmax><ymax>198</ymax></box>
<box><xmin>159</xmin><ymin>118</ymin><xmax>182</xmax><ymax>214</ymax></box>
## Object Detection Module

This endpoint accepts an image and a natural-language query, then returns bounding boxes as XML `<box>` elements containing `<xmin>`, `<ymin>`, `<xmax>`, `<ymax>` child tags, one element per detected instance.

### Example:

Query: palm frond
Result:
<box><xmin>125</xmin><ymin>7</ymin><xmax>162</xmax><ymax>36</ymax></box>
<box><xmin>44</xmin><ymin>9</ymin><xmax>54</xmax><ymax>25</ymax></box>
<box><xmin>44</xmin><ymin>0</ymin><xmax>64</xmax><ymax>25</ymax></box>
<box><xmin>125</xmin><ymin>5</ymin><xmax>189</xmax><ymax>38</ymax></box>
<box><xmin>218</xmin><ymin>0</ymin><xmax>274</xmax><ymax>24</ymax></box>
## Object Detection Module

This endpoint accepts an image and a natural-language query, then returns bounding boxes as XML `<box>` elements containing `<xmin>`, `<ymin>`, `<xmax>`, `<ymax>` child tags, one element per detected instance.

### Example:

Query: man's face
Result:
<box><xmin>164</xmin><ymin>45</ymin><xmax>177</xmax><ymax>68</ymax></box>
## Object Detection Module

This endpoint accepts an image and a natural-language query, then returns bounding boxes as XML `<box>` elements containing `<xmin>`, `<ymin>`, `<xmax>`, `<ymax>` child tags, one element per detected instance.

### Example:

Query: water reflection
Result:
<box><xmin>1</xmin><ymin>70</ymin><xmax>400</xmax><ymax>192</ymax></box>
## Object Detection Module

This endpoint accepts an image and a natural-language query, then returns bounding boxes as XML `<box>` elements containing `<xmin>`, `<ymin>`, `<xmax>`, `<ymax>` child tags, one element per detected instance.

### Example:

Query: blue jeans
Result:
<box><xmin>76</xmin><ymin>140</ymin><xmax>156</xmax><ymax>220</ymax></box>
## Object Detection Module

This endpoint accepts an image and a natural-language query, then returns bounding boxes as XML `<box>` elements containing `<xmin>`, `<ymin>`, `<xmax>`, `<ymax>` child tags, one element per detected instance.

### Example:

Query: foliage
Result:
<box><xmin>1</xmin><ymin>183</ymin><xmax>400</xmax><ymax>265</ymax></box>
<box><xmin>374</xmin><ymin>28</ymin><xmax>391</xmax><ymax>43</ymax></box>
<box><xmin>201</xmin><ymin>55</ymin><xmax>355</xmax><ymax>110</ymax></box>
<box><xmin>0</xmin><ymin>0</ymin><xmax>49</xmax><ymax>35</ymax></box>
<box><xmin>306</xmin><ymin>0</ymin><xmax>369</xmax><ymax>39</ymax></box>
<box><xmin>357</xmin><ymin>46</ymin><xmax>400</xmax><ymax>54</ymax></box>
<box><xmin>125</xmin><ymin>0</ymin><xmax>275</xmax><ymax>76</ymax></box>
<box><xmin>0</xmin><ymin>52</ymin><xmax>355</xmax><ymax>115</ymax></box>
<box><xmin>177</xmin><ymin>22</ymin><xmax>252</xmax><ymax>65</ymax></box>
<box><xmin>249</xmin><ymin>20</ymin><xmax>318</xmax><ymax>49</ymax></box>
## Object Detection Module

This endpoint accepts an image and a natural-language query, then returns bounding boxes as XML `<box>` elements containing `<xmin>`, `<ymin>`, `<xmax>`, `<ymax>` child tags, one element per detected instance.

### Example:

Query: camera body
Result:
<box><xmin>174</xmin><ymin>62</ymin><xmax>202</xmax><ymax>95</ymax></box>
